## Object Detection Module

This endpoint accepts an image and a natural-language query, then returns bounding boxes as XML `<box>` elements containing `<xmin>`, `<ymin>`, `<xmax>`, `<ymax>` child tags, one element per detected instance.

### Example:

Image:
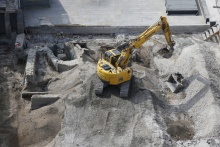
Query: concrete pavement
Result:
<box><xmin>24</xmin><ymin>0</ymin><xmax>207</xmax><ymax>27</ymax></box>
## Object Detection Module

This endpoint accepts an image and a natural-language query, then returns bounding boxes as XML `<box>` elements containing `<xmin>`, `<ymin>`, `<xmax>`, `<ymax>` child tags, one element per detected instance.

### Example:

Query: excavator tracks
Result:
<box><xmin>95</xmin><ymin>75</ymin><xmax>132</xmax><ymax>98</ymax></box>
<box><xmin>119</xmin><ymin>79</ymin><xmax>131</xmax><ymax>98</ymax></box>
<box><xmin>95</xmin><ymin>76</ymin><xmax>105</xmax><ymax>96</ymax></box>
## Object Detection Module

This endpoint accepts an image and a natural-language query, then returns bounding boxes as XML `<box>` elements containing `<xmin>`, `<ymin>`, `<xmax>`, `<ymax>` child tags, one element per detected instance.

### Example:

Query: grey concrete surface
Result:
<box><xmin>25</xmin><ymin>25</ymin><xmax>209</xmax><ymax>35</ymax></box>
<box><xmin>24</xmin><ymin>0</ymin><xmax>206</xmax><ymax>27</ymax></box>
<box><xmin>205</xmin><ymin>0</ymin><xmax>220</xmax><ymax>24</ymax></box>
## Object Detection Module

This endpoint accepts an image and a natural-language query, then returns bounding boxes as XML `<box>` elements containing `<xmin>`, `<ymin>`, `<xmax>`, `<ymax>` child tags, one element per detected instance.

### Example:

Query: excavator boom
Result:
<box><xmin>132</xmin><ymin>16</ymin><xmax>174</xmax><ymax>48</ymax></box>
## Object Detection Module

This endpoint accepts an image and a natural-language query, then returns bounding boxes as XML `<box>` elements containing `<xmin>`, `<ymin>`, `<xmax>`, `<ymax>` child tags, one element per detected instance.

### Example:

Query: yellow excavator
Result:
<box><xmin>95</xmin><ymin>16</ymin><xmax>175</xmax><ymax>97</ymax></box>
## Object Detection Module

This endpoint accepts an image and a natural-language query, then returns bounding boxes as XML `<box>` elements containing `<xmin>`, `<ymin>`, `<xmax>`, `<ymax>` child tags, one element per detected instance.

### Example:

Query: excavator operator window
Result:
<box><xmin>112</xmin><ymin>55</ymin><xmax>120</xmax><ymax>65</ymax></box>
<box><xmin>105</xmin><ymin>52</ymin><xmax>112</xmax><ymax>62</ymax></box>
<box><xmin>102</xmin><ymin>64</ymin><xmax>111</xmax><ymax>70</ymax></box>
<box><xmin>105</xmin><ymin>52</ymin><xmax>113</xmax><ymax>63</ymax></box>
<box><xmin>110</xmin><ymin>49</ymin><xmax>121</xmax><ymax>65</ymax></box>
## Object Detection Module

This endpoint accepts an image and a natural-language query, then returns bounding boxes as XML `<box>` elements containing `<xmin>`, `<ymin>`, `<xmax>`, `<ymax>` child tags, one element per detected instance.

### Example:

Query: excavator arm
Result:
<box><xmin>116</xmin><ymin>16</ymin><xmax>175</xmax><ymax>68</ymax></box>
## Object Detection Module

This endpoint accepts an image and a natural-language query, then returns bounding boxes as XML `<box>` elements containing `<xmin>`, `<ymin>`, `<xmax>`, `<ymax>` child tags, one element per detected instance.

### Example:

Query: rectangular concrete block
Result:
<box><xmin>15</xmin><ymin>33</ymin><xmax>26</xmax><ymax>59</ymax></box>
<box><xmin>44</xmin><ymin>47</ymin><xmax>59</xmax><ymax>71</ymax></box>
<box><xmin>31</xmin><ymin>94</ymin><xmax>59</xmax><ymax>110</ymax></box>
<box><xmin>25</xmin><ymin>49</ymin><xmax>37</xmax><ymax>84</ymax></box>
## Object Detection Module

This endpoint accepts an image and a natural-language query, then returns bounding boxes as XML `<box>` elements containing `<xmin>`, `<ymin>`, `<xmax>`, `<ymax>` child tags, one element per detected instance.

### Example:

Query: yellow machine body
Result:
<box><xmin>97</xmin><ymin>55</ymin><xmax>132</xmax><ymax>85</ymax></box>
<box><xmin>96</xmin><ymin>16</ymin><xmax>175</xmax><ymax>97</ymax></box>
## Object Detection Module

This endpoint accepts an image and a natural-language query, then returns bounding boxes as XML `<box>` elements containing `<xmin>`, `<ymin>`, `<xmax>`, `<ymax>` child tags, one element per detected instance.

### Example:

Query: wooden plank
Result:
<box><xmin>211</xmin><ymin>28</ymin><xmax>219</xmax><ymax>43</ymax></box>
<box><xmin>205</xmin><ymin>31</ymin><xmax>220</xmax><ymax>41</ymax></box>
<box><xmin>202</xmin><ymin>33</ymin><xmax>207</xmax><ymax>40</ymax></box>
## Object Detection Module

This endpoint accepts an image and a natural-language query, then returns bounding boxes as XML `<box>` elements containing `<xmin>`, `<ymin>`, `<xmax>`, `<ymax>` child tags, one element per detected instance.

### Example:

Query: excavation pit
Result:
<box><xmin>2</xmin><ymin>34</ymin><xmax>220</xmax><ymax>147</ymax></box>
<box><xmin>51</xmin><ymin>42</ymin><xmax>87</xmax><ymax>61</ymax></box>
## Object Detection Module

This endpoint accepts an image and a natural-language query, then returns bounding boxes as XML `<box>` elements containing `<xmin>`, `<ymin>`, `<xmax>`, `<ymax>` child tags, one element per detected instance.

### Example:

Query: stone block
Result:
<box><xmin>31</xmin><ymin>94</ymin><xmax>59</xmax><ymax>110</ymax></box>
<box><xmin>15</xmin><ymin>33</ymin><xmax>26</xmax><ymax>59</ymax></box>
<box><xmin>25</xmin><ymin>49</ymin><xmax>37</xmax><ymax>84</ymax></box>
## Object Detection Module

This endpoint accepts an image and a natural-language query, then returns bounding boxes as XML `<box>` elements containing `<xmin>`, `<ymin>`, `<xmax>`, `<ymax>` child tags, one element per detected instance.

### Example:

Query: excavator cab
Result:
<box><xmin>104</xmin><ymin>49</ymin><xmax>121</xmax><ymax>66</ymax></box>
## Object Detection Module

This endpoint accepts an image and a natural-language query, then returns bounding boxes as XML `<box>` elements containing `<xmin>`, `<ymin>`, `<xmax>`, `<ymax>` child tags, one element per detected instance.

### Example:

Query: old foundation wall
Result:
<box><xmin>0</xmin><ymin>11</ymin><xmax>24</xmax><ymax>37</ymax></box>
<box><xmin>25</xmin><ymin>25</ymin><xmax>209</xmax><ymax>35</ymax></box>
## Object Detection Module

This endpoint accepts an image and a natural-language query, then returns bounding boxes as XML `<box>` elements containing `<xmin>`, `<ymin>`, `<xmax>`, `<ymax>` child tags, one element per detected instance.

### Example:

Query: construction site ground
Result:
<box><xmin>1</xmin><ymin>33</ymin><xmax>220</xmax><ymax>147</ymax></box>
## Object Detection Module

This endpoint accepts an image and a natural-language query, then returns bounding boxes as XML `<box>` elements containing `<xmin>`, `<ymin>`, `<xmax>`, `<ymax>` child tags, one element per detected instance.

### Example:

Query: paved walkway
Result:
<box><xmin>24</xmin><ymin>0</ymin><xmax>206</xmax><ymax>27</ymax></box>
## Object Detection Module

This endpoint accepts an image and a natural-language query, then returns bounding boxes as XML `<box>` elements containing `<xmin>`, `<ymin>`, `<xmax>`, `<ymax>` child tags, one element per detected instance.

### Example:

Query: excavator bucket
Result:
<box><xmin>157</xmin><ymin>47</ymin><xmax>174</xmax><ymax>58</ymax></box>
<box><xmin>165</xmin><ymin>73</ymin><xmax>184</xmax><ymax>93</ymax></box>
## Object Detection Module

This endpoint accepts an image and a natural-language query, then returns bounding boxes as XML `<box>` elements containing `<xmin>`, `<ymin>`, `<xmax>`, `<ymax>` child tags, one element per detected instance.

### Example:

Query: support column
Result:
<box><xmin>17</xmin><ymin>11</ymin><xmax>24</xmax><ymax>34</ymax></box>
<box><xmin>4</xmin><ymin>13</ymin><xmax>11</xmax><ymax>38</ymax></box>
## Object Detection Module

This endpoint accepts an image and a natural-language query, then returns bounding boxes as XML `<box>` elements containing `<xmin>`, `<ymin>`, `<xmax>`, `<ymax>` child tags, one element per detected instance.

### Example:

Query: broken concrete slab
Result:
<box><xmin>15</xmin><ymin>33</ymin><xmax>27</xmax><ymax>59</ymax></box>
<box><xmin>44</xmin><ymin>47</ymin><xmax>59</xmax><ymax>70</ymax></box>
<box><xmin>57</xmin><ymin>60</ymin><xmax>80</xmax><ymax>72</ymax></box>
<box><xmin>24</xmin><ymin>44</ymin><xmax>85</xmax><ymax>88</ymax></box>
<box><xmin>17</xmin><ymin>11</ymin><xmax>25</xmax><ymax>34</ymax></box>
<box><xmin>31</xmin><ymin>94</ymin><xmax>59</xmax><ymax>110</ymax></box>
<box><xmin>25</xmin><ymin>48</ymin><xmax>37</xmax><ymax>85</ymax></box>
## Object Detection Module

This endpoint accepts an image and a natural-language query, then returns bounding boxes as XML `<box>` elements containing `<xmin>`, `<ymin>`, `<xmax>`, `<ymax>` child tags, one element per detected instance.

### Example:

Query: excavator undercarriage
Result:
<box><xmin>95</xmin><ymin>75</ymin><xmax>132</xmax><ymax>98</ymax></box>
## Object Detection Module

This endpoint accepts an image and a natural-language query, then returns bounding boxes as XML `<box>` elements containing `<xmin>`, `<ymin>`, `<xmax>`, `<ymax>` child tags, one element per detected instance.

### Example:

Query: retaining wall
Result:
<box><xmin>25</xmin><ymin>25</ymin><xmax>209</xmax><ymax>35</ymax></box>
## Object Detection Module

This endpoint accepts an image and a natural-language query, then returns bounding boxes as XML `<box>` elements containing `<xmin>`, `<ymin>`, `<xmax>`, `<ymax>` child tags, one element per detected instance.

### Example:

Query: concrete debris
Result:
<box><xmin>22</xmin><ymin>91</ymin><xmax>48</xmax><ymax>99</ymax></box>
<box><xmin>166</xmin><ymin>73</ymin><xmax>185</xmax><ymax>93</ymax></box>
<box><xmin>25</xmin><ymin>48</ymin><xmax>37</xmax><ymax>85</ymax></box>
<box><xmin>31</xmin><ymin>94</ymin><xmax>60</xmax><ymax>110</ymax></box>
<box><xmin>133</xmin><ymin>69</ymin><xmax>145</xmax><ymax>79</ymax></box>
<box><xmin>24</xmin><ymin>43</ymin><xmax>85</xmax><ymax>87</ymax></box>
